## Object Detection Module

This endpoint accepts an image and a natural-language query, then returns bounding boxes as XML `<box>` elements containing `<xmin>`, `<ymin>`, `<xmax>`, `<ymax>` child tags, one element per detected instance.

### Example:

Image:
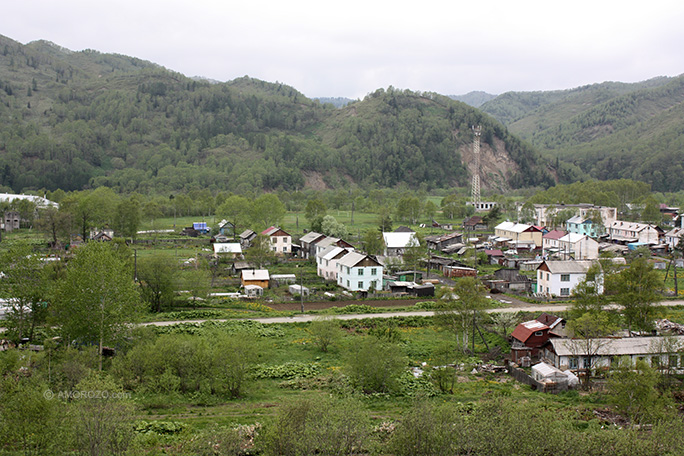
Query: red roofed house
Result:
<box><xmin>261</xmin><ymin>226</ymin><xmax>292</xmax><ymax>255</ymax></box>
<box><xmin>511</xmin><ymin>320</ymin><xmax>549</xmax><ymax>363</ymax></box>
<box><xmin>542</xmin><ymin>230</ymin><xmax>567</xmax><ymax>257</ymax></box>
<box><xmin>510</xmin><ymin>312</ymin><xmax>567</xmax><ymax>364</ymax></box>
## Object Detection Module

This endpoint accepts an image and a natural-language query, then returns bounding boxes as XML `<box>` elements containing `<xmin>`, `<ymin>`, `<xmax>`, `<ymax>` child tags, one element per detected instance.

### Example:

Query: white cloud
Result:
<box><xmin>3</xmin><ymin>0</ymin><xmax>684</xmax><ymax>98</ymax></box>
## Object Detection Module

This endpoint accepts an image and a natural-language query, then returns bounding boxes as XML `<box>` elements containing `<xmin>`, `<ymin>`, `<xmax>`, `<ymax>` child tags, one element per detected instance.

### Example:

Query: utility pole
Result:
<box><xmin>300</xmin><ymin>269</ymin><xmax>305</xmax><ymax>313</ymax></box>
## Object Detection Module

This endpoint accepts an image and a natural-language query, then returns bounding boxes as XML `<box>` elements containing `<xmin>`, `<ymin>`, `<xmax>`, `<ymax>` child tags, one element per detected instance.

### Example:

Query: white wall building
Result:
<box><xmin>608</xmin><ymin>221</ymin><xmax>660</xmax><ymax>245</ymax></box>
<box><xmin>536</xmin><ymin>260</ymin><xmax>598</xmax><ymax>297</ymax></box>
<box><xmin>337</xmin><ymin>252</ymin><xmax>383</xmax><ymax>292</ymax></box>
<box><xmin>261</xmin><ymin>226</ymin><xmax>292</xmax><ymax>254</ymax></box>
<box><xmin>557</xmin><ymin>233</ymin><xmax>600</xmax><ymax>260</ymax></box>
<box><xmin>545</xmin><ymin>336</ymin><xmax>684</xmax><ymax>372</ymax></box>
<box><xmin>317</xmin><ymin>245</ymin><xmax>352</xmax><ymax>281</ymax></box>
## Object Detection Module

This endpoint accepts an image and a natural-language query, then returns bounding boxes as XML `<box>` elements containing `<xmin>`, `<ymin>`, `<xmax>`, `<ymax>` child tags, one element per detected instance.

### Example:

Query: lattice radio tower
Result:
<box><xmin>470</xmin><ymin>125</ymin><xmax>482</xmax><ymax>205</ymax></box>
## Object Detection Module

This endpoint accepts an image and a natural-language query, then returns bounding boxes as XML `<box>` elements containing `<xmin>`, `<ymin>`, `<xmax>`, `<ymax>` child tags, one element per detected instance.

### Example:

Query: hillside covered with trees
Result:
<box><xmin>0</xmin><ymin>34</ymin><xmax>552</xmax><ymax>195</ymax></box>
<box><xmin>481</xmin><ymin>76</ymin><xmax>684</xmax><ymax>191</ymax></box>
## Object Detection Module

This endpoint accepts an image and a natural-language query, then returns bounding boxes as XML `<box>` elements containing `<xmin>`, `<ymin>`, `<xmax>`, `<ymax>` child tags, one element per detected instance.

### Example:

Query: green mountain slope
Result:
<box><xmin>481</xmin><ymin>76</ymin><xmax>684</xmax><ymax>191</ymax></box>
<box><xmin>0</xmin><ymin>34</ymin><xmax>552</xmax><ymax>194</ymax></box>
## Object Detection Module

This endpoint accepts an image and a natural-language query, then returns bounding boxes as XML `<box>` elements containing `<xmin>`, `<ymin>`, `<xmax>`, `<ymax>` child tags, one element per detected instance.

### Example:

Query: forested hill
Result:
<box><xmin>480</xmin><ymin>76</ymin><xmax>684</xmax><ymax>191</ymax></box>
<box><xmin>0</xmin><ymin>34</ymin><xmax>553</xmax><ymax>195</ymax></box>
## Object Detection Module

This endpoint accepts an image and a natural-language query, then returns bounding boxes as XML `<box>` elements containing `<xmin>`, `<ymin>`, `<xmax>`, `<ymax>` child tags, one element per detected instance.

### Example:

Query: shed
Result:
<box><xmin>444</xmin><ymin>266</ymin><xmax>477</xmax><ymax>278</ymax></box>
<box><xmin>241</xmin><ymin>269</ymin><xmax>270</xmax><ymax>288</ymax></box>
<box><xmin>288</xmin><ymin>284</ymin><xmax>310</xmax><ymax>296</ymax></box>
<box><xmin>531</xmin><ymin>362</ymin><xmax>569</xmax><ymax>385</ymax></box>
<box><xmin>271</xmin><ymin>274</ymin><xmax>297</xmax><ymax>286</ymax></box>
<box><xmin>243</xmin><ymin>285</ymin><xmax>263</xmax><ymax>298</ymax></box>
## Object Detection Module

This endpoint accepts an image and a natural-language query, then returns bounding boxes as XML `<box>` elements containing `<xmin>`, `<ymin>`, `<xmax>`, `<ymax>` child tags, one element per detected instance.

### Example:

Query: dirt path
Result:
<box><xmin>144</xmin><ymin>299</ymin><xmax>684</xmax><ymax>327</ymax></box>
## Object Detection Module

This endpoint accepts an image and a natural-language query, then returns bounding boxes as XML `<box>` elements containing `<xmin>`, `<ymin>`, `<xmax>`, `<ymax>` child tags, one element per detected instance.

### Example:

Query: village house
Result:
<box><xmin>239</xmin><ymin>229</ymin><xmax>257</xmax><ymax>248</ymax></box>
<box><xmin>241</xmin><ymin>269</ymin><xmax>270</xmax><ymax>288</ymax></box>
<box><xmin>317</xmin><ymin>245</ymin><xmax>353</xmax><ymax>281</ymax></box>
<box><xmin>261</xmin><ymin>226</ymin><xmax>292</xmax><ymax>255</ymax></box>
<box><xmin>90</xmin><ymin>227</ymin><xmax>114</xmax><ymax>241</ymax></box>
<box><xmin>424</xmin><ymin>232</ymin><xmax>463</xmax><ymax>252</ymax></box>
<box><xmin>510</xmin><ymin>313</ymin><xmax>565</xmax><ymax>363</ymax></box>
<box><xmin>314</xmin><ymin>236</ymin><xmax>354</xmax><ymax>259</ymax></box>
<box><xmin>484</xmin><ymin>268</ymin><xmax>532</xmax><ymax>293</ymax></box>
<box><xmin>3</xmin><ymin>211</ymin><xmax>20</xmax><ymax>232</ymax></box>
<box><xmin>217</xmin><ymin>219</ymin><xmax>236</xmax><ymax>237</ymax></box>
<box><xmin>566</xmin><ymin>215</ymin><xmax>603</xmax><ymax>238</ymax></box>
<box><xmin>536</xmin><ymin>260</ymin><xmax>598</xmax><ymax>297</ymax></box>
<box><xmin>299</xmin><ymin>231</ymin><xmax>326</xmax><ymax>259</ymax></box>
<box><xmin>608</xmin><ymin>221</ymin><xmax>660</xmax><ymax>245</ymax></box>
<box><xmin>463</xmin><ymin>215</ymin><xmax>487</xmax><ymax>232</ymax></box>
<box><xmin>665</xmin><ymin>226</ymin><xmax>684</xmax><ymax>250</ymax></box>
<box><xmin>542</xmin><ymin>230</ymin><xmax>567</xmax><ymax>257</ymax></box>
<box><xmin>337</xmin><ymin>252</ymin><xmax>383</xmax><ymax>292</ymax></box>
<box><xmin>557</xmin><ymin>233</ymin><xmax>600</xmax><ymax>260</ymax></box>
<box><xmin>543</xmin><ymin>335</ymin><xmax>684</xmax><ymax>372</ymax></box>
<box><xmin>493</xmin><ymin>222</ymin><xmax>543</xmax><ymax>249</ymax></box>
<box><xmin>484</xmin><ymin>249</ymin><xmax>505</xmax><ymax>265</ymax></box>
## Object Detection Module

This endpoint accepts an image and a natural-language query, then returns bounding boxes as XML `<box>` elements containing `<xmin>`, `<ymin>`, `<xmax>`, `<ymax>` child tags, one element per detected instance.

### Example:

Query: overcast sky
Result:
<box><xmin>4</xmin><ymin>0</ymin><xmax>684</xmax><ymax>99</ymax></box>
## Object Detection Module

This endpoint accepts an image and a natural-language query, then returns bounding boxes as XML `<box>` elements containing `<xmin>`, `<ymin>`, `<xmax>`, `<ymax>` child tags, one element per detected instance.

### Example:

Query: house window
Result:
<box><xmin>583</xmin><ymin>357</ymin><xmax>591</xmax><ymax>369</ymax></box>
<box><xmin>346</xmin><ymin>280</ymin><xmax>350</xmax><ymax>287</ymax></box>
<box><xmin>668</xmin><ymin>355</ymin><xmax>678</xmax><ymax>368</ymax></box>
<box><xmin>358</xmin><ymin>269</ymin><xmax>364</xmax><ymax>276</ymax></box>
<box><xmin>371</xmin><ymin>268</ymin><xmax>377</xmax><ymax>276</ymax></box>
<box><xmin>358</xmin><ymin>281</ymin><xmax>363</xmax><ymax>289</ymax></box>
<box><xmin>569</xmin><ymin>357</ymin><xmax>578</xmax><ymax>369</ymax></box>
<box><xmin>560</xmin><ymin>274</ymin><xmax>570</xmax><ymax>282</ymax></box>
<box><xmin>560</xmin><ymin>288</ymin><xmax>570</xmax><ymax>296</ymax></box>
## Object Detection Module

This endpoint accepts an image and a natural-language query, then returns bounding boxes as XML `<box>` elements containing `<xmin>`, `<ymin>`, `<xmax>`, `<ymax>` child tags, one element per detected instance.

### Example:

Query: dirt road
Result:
<box><xmin>146</xmin><ymin>297</ymin><xmax>684</xmax><ymax>326</ymax></box>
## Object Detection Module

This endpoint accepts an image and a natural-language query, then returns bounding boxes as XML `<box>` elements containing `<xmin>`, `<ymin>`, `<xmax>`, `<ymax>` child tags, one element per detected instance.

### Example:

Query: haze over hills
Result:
<box><xmin>0</xmin><ymin>34</ymin><xmax>552</xmax><ymax>195</ymax></box>
<box><xmin>480</xmin><ymin>76</ymin><xmax>684</xmax><ymax>192</ymax></box>
<box><xmin>2</xmin><ymin>33</ymin><xmax>683</xmax><ymax>196</ymax></box>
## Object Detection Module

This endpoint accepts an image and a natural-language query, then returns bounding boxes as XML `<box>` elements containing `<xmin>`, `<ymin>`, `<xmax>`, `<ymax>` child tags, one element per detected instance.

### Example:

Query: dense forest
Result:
<box><xmin>481</xmin><ymin>76</ymin><xmax>684</xmax><ymax>191</ymax></box>
<box><xmin>0</xmin><ymin>34</ymin><xmax>552</xmax><ymax>196</ymax></box>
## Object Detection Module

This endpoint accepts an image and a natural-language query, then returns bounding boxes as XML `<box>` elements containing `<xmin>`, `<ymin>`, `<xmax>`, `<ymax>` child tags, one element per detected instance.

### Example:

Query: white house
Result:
<box><xmin>608</xmin><ymin>221</ymin><xmax>660</xmax><ymax>245</ymax></box>
<box><xmin>557</xmin><ymin>233</ymin><xmax>600</xmax><ymax>260</ymax></box>
<box><xmin>544</xmin><ymin>336</ymin><xmax>684</xmax><ymax>372</ymax></box>
<box><xmin>261</xmin><ymin>226</ymin><xmax>292</xmax><ymax>255</ymax></box>
<box><xmin>536</xmin><ymin>260</ymin><xmax>598</xmax><ymax>297</ymax></box>
<box><xmin>493</xmin><ymin>222</ymin><xmax>543</xmax><ymax>248</ymax></box>
<box><xmin>665</xmin><ymin>227</ymin><xmax>684</xmax><ymax>250</ymax></box>
<box><xmin>542</xmin><ymin>230</ymin><xmax>567</xmax><ymax>257</ymax></box>
<box><xmin>337</xmin><ymin>252</ymin><xmax>383</xmax><ymax>292</ymax></box>
<box><xmin>317</xmin><ymin>245</ymin><xmax>353</xmax><ymax>281</ymax></box>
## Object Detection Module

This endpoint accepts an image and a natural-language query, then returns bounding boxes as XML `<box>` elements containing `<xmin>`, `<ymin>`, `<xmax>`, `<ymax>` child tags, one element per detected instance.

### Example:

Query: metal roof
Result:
<box><xmin>213</xmin><ymin>243</ymin><xmax>242</xmax><ymax>254</ymax></box>
<box><xmin>338</xmin><ymin>251</ymin><xmax>379</xmax><ymax>268</ymax></box>
<box><xmin>550</xmin><ymin>335</ymin><xmax>684</xmax><ymax>357</ymax></box>
<box><xmin>241</xmin><ymin>269</ymin><xmax>270</xmax><ymax>281</ymax></box>
<box><xmin>300</xmin><ymin>231</ymin><xmax>324</xmax><ymax>243</ymax></box>
<box><xmin>538</xmin><ymin>260</ymin><xmax>594</xmax><ymax>274</ymax></box>
<box><xmin>383</xmin><ymin>232</ymin><xmax>417</xmax><ymax>248</ymax></box>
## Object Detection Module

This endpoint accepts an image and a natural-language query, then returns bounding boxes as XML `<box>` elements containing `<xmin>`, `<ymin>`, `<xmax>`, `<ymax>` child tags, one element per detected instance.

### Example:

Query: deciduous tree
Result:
<box><xmin>52</xmin><ymin>242</ymin><xmax>142</xmax><ymax>370</ymax></box>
